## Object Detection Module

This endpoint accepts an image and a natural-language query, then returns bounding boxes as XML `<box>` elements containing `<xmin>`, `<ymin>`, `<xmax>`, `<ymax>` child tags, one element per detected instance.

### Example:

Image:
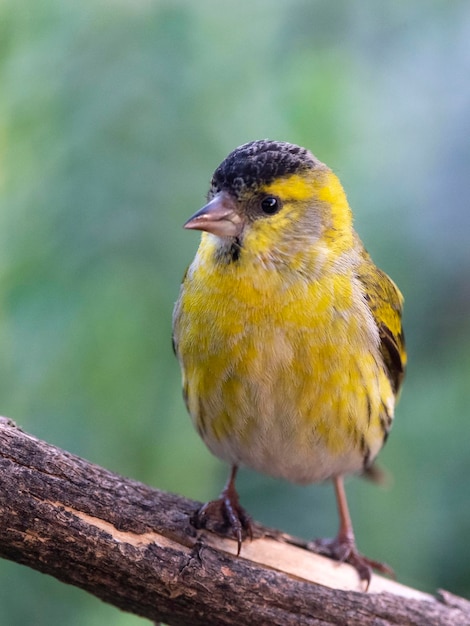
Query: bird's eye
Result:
<box><xmin>260</xmin><ymin>196</ymin><xmax>281</xmax><ymax>215</ymax></box>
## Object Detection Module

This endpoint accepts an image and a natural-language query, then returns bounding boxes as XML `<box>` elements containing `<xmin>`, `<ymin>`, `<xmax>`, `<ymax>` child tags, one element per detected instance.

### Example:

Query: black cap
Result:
<box><xmin>210</xmin><ymin>140</ymin><xmax>323</xmax><ymax>198</ymax></box>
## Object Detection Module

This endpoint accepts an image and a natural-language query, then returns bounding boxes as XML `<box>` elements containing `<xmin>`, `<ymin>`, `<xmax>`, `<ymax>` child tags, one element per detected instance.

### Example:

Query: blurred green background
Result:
<box><xmin>1</xmin><ymin>1</ymin><xmax>469</xmax><ymax>623</ymax></box>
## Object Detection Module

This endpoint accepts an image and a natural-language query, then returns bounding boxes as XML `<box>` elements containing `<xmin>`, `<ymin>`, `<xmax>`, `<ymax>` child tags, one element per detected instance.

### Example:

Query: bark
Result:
<box><xmin>0</xmin><ymin>416</ymin><xmax>468</xmax><ymax>626</ymax></box>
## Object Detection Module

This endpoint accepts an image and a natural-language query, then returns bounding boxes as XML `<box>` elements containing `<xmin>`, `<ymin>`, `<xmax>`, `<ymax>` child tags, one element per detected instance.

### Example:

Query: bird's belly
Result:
<box><xmin>183</xmin><ymin>321</ymin><xmax>393</xmax><ymax>484</ymax></box>
<box><xmin>176</xmin><ymin>261</ymin><xmax>396</xmax><ymax>484</ymax></box>
<box><xmin>202</xmin><ymin>398</ymin><xmax>370</xmax><ymax>484</ymax></box>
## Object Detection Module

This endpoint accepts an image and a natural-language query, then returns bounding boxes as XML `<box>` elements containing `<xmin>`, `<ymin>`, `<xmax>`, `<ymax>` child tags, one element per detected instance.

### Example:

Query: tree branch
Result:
<box><xmin>0</xmin><ymin>416</ymin><xmax>468</xmax><ymax>625</ymax></box>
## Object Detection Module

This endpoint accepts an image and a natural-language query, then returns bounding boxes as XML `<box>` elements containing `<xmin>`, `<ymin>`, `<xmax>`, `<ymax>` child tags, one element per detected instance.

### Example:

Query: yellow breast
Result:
<box><xmin>173</xmin><ymin>237</ymin><xmax>395</xmax><ymax>484</ymax></box>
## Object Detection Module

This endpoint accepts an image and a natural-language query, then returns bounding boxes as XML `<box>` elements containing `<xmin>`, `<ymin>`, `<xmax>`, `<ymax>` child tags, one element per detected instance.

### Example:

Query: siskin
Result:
<box><xmin>172</xmin><ymin>140</ymin><xmax>406</xmax><ymax>584</ymax></box>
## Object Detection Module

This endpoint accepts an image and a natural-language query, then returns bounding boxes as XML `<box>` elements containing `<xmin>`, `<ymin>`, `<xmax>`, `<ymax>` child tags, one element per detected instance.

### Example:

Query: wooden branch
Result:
<box><xmin>0</xmin><ymin>417</ymin><xmax>468</xmax><ymax>625</ymax></box>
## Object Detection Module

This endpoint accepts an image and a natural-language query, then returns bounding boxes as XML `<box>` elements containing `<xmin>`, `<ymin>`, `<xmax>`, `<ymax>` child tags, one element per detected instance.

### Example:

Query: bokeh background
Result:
<box><xmin>1</xmin><ymin>1</ymin><xmax>469</xmax><ymax>623</ymax></box>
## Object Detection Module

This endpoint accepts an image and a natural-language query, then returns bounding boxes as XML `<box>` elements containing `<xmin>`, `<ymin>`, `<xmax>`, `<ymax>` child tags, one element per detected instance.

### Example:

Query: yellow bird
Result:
<box><xmin>172</xmin><ymin>140</ymin><xmax>406</xmax><ymax>583</ymax></box>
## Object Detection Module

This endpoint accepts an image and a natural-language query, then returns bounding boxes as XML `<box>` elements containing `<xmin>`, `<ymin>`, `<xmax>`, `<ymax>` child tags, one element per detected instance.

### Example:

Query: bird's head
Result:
<box><xmin>184</xmin><ymin>140</ymin><xmax>354</xmax><ymax>267</ymax></box>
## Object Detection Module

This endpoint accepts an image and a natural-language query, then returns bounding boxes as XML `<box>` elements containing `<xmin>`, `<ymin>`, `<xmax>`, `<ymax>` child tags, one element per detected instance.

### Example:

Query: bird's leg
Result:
<box><xmin>314</xmin><ymin>476</ymin><xmax>394</xmax><ymax>587</ymax></box>
<box><xmin>191</xmin><ymin>465</ymin><xmax>252</xmax><ymax>555</ymax></box>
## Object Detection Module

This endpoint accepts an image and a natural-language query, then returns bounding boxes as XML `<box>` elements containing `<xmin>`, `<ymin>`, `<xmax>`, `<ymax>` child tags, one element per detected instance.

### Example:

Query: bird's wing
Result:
<box><xmin>357</xmin><ymin>247</ymin><xmax>406</xmax><ymax>396</ymax></box>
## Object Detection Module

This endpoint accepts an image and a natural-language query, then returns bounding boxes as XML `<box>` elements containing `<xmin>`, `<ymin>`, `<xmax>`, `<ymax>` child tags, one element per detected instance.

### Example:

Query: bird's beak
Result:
<box><xmin>184</xmin><ymin>192</ymin><xmax>243</xmax><ymax>238</ymax></box>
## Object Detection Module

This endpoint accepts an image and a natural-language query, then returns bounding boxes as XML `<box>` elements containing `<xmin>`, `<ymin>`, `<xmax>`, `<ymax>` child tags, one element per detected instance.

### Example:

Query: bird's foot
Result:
<box><xmin>313</xmin><ymin>534</ymin><xmax>395</xmax><ymax>588</ymax></box>
<box><xmin>191</xmin><ymin>487</ymin><xmax>252</xmax><ymax>555</ymax></box>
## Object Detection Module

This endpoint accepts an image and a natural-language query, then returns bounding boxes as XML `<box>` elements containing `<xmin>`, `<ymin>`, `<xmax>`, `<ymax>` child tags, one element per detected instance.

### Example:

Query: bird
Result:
<box><xmin>172</xmin><ymin>139</ymin><xmax>406</xmax><ymax>585</ymax></box>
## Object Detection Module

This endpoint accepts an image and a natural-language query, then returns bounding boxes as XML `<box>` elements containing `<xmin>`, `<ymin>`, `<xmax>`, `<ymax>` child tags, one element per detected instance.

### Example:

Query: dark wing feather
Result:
<box><xmin>357</xmin><ymin>246</ymin><xmax>406</xmax><ymax>396</ymax></box>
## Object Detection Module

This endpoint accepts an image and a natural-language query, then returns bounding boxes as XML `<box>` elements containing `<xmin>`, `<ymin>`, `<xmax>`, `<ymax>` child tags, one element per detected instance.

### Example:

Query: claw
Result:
<box><xmin>313</xmin><ymin>476</ymin><xmax>395</xmax><ymax>589</ymax></box>
<box><xmin>191</xmin><ymin>465</ymin><xmax>252</xmax><ymax>554</ymax></box>
<box><xmin>314</xmin><ymin>534</ymin><xmax>395</xmax><ymax>588</ymax></box>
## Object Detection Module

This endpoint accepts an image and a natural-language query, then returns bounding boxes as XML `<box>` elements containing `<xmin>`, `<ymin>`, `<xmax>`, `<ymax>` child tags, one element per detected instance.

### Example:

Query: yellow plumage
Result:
<box><xmin>172</xmin><ymin>140</ymin><xmax>405</xmax><ymax>583</ymax></box>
